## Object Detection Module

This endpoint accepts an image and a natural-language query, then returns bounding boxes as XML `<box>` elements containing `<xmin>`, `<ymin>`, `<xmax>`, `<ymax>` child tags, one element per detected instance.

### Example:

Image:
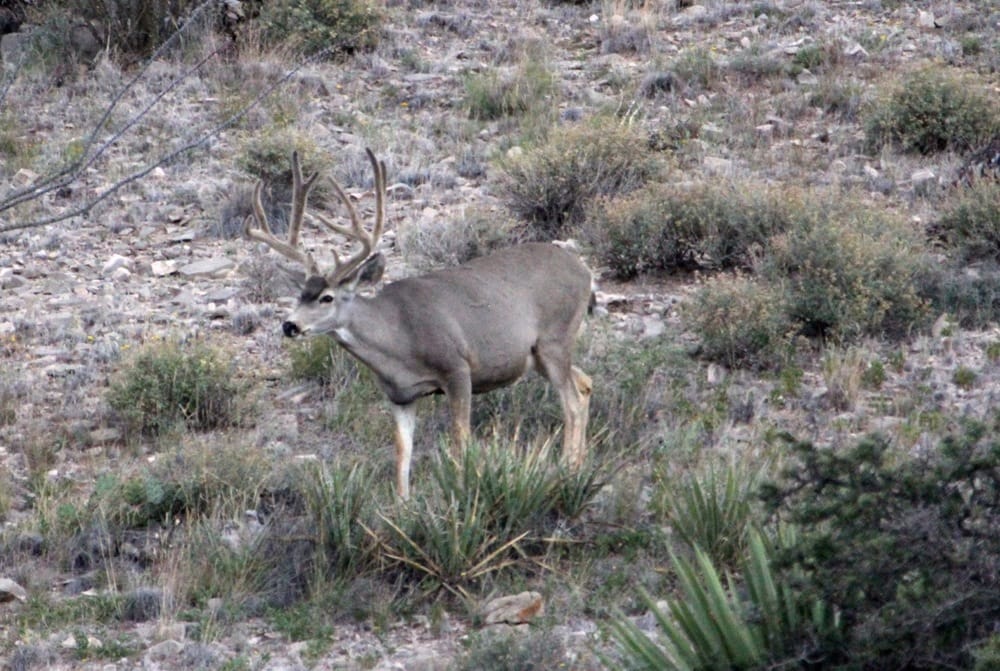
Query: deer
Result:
<box><xmin>244</xmin><ymin>148</ymin><xmax>593</xmax><ymax>500</ymax></box>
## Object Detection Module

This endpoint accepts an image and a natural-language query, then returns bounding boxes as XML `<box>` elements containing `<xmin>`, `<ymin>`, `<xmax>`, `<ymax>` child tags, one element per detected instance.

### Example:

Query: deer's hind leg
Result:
<box><xmin>535</xmin><ymin>342</ymin><xmax>591</xmax><ymax>469</ymax></box>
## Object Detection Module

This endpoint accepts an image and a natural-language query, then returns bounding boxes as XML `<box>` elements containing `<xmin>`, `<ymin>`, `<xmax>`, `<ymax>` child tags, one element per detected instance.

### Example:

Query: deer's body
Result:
<box><xmin>246</xmin><ymin>150</ymin><xmax>593</xmax><ymax>499</ymax></box>
<box><xmin>303</xmin><ymin>243</ymin><xmax>591</xmax><ymax>403</ymax></box>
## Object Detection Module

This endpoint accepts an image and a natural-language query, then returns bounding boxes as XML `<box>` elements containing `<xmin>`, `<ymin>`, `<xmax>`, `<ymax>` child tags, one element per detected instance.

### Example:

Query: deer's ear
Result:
<box><xmin>337</xmin><ymin>253</ymin><xmax>385</xmax><ymax>290</ymax></box>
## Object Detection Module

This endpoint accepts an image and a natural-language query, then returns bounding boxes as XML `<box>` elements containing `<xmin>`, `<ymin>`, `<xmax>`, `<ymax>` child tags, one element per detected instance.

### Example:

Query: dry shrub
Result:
<box><xmin>495</xmin><ymin>116</ymin><xmax>657</xmax><ymax>240</ymax></box>
<box><xmin>685</xmin><ymin>275</ymin><xmax>793</xmax><ymax>370</ymax></box>
<box><xmin>762</xmin><ymin>206</ymin><xmax>930</xmax><ymax>342</ymax></box>
<box><xmin>864</xmin><ymin>68</ymin><xmax>1000</xmax><ymax>155</ymax></box>
<box><xmin>584</xmin><ymin>181</ymin><xmax>803</xmax><ymax>280</ymax></box>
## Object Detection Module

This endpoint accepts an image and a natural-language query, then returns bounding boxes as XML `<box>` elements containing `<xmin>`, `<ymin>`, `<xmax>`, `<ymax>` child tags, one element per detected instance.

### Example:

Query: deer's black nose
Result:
<box><xmin>282</xmin><ymin>321</ymin><xmax>300</xmax><ymax>338</ymax></box>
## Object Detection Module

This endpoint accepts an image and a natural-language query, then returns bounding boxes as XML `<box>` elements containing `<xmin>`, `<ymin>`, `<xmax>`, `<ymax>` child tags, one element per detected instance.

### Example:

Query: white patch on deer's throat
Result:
<box><xmin>333</xmin><ymin>326</ymin><xmax>356</xmax><ymax>346</ymax></box>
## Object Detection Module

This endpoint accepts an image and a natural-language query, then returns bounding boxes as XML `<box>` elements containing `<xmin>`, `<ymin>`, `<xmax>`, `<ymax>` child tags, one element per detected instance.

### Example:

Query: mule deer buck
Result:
<box><xmin>245</xmin><ymin>149</ymin><xmax>593</xmax><ymax>499</ymax></box>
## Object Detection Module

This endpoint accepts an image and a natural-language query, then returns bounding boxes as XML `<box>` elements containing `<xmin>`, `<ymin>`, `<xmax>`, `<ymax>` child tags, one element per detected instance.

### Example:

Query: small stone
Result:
<box><xmin>483</xmin><ymin>591</ymin><xmax>544</xmax><ymax>625</ymax></box>
<box><xmin>178</xmin><ymin>258</ymin><xmax>235</xmax><ymax>278</ymax></box>
<box><xmin>102</xmin><ymin>254</ymin><xmax>130</xmax><ymax>276</ymax></box>
<box><xmin>150</xmin><ymin>260</ymin><xmax>178</xmax><ymax>277</ymax></box>
<box><xmin>145</xmin><ymin>639</ymin><xmax>184</xmax><ymax>662</ymax></box>
<box><xmin>0</xmin><ymin>578</ymin><xmax>27</xmax><ymax>602</ymax></box>
<box><xmin>703</xmin><ymin>156</ymin><xmax>734</xmax><ymax>174</ymax></box>
<box><xmin>911</xmin><ymin>168</ymin><xmax>937</xmax><ymax>195</ymax></box>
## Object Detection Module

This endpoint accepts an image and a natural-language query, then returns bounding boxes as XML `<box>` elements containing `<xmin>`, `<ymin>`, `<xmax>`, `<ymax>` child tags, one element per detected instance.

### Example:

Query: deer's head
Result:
<box><xmin>243</xmin><ymin>148</ymin><xmax>387</xmax><ymax>338</ymax></box>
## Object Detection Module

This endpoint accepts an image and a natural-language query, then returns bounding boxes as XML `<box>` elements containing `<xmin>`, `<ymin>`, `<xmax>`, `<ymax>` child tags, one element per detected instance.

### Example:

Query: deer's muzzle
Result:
<box><xmin>282</xmin><ymin>321</ymin><xmax>301</xmax><ymax>338</ymax></box>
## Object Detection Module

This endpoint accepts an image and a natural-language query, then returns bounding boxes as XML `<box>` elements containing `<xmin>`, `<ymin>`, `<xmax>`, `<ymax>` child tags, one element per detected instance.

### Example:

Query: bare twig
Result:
<box><xmin>0</xmin><ymin>1</ymin><xmax>331</xmax><ymax>234</ymax></box>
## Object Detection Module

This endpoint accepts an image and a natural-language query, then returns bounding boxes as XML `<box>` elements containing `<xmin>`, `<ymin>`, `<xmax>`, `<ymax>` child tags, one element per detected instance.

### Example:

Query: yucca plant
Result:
<box><xmin>654</xmin><ymin>461</ymin><xmax>765</xmax><ymax>569</ymax></box>
<box><xmin>372</xmin><ymin>439</ymin><xmax>602</xmax><ymax>596</ymax></box>
<box><xmin>298</xmin><ymin>459</ymin><xmax>380</xmax><ymax>577</ymax></box>
<box><xmin>608</xmin><ymin>529</ymin><xmax>838</xmax><ymax>670</ymax></box>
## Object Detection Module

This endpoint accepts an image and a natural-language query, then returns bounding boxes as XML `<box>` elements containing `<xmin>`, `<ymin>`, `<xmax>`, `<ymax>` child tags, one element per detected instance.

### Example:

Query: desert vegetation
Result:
<box><xmin>1</xmin><ymin>0</ymin><xmax>999</xmax><ymax>669</ymax></box>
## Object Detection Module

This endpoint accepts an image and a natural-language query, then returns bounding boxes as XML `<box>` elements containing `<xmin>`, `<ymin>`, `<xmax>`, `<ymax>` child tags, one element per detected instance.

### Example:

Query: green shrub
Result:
<box><xmin>257</xmin><ymin>0</ymin><xmax>382</xmax><ymax>58</ymax></box>
<box><xmin>685</xmin><ymin>275</ymin><xmax>793</xmax><ymax>370</ymax></box>
<box><xmin>671</xmin><ymin>47</ymin><xmax>721</xmax><ymax>91</ymax></box>
<box><xmin>762</xmin><ymin>207</ymin><xmax>930</xmax><ymax>341</ymax></box>
<box><xmin>864</xmin><ymin>68</ymin><xmax>999</xmax><ymax>155</ymax></box>
<box><xmin>455</xmin><ymin>629</ymin><xmax>575</xmax><ymax>671</ymax></box>
<box><xmin>29</xmin><ymin>0</ymin><xmax>212</xmax><ymax>65</ymax></box>
<box><xmin>922</xmin><ymin>263</ymin><xmax>1000</xmax><ymax>329</ymax></box>
<box><xmin>495</xmin><ymin>117</ymin><xmax>657</xmax><ymax>240</ymax></box>
<box><xmin>92</xmin><ymin>442</ymin><xmax>270</xmax><ymax>529</ymax></box>
<box><xmin>761</xmin><ymin>420</ymin><xmax>1000</xmax><ymax>669</ymax></box>
<box><xmin>936</xmin><ymin>182</ymin><xmax>1000</xmax><ymax>263</ymax></box>
<box><xmin>584</xmin><ymin>182</ymin><xmax>799</xmax><ymax>280</ymax></box>
<box><xmin>463</xmin><ymin>60</ymin><xmax>555</xmax><ymax>121</ymax></box>
<box><xmin>107</xmin><ymin>340</ymin><xmax>242</xmax><ymax>437</ymax></box>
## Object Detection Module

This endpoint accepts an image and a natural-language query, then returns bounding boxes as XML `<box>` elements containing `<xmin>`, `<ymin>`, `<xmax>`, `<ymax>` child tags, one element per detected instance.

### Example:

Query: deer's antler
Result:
<box><xmin>308</xmin><ymin>148</ymin><xmax>386</xmax><ymax>283</ymax></box>
<box><xmin>244</xmin><ymin>149</ymin><xmax>386</xmax><ymax>282</ymax></box>
<box><xmin>244</xmin><ymin>150</ymin><xmax>322</xmax><ymax>277</ymax></box>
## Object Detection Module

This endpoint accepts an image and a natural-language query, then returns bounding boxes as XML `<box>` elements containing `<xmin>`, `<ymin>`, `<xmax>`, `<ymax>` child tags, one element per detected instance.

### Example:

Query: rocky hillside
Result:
<box><xmin>1</xmin><ymin>1</ymin><xmax>998</xmax><ymax>669</ymax></box>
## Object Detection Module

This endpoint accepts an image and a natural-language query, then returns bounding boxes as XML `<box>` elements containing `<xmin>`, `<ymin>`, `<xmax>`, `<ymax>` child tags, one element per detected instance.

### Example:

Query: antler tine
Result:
<box><xmin>288</xmin><ymin>150</ymin><xmax>320</xmax><ymax>248</ymax></box>
<box><xmin>367</xmin><ymin>147</ymin><xmax>386</xmax><ymax>247</ymax></box>
<box><xmin>244</xmin><ymin>152</ymin><xmax>321</xmax><ymax>277</ymax></box>
<box><xmin>308</xmin><ymin>147</ymin><xmax>387</xmax><ymax>283</ymax></box>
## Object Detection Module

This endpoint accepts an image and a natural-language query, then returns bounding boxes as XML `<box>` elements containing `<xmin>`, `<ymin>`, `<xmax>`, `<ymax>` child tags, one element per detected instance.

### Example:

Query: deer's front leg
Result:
<box><xmin>391</xmin><ymin>402</ymin><xmax>417</xmax><ymax>500</ymax></box>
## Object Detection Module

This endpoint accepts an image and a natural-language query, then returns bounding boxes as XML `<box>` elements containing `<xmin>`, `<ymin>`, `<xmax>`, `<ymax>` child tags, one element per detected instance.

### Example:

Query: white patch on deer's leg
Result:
<box><xmin>445</xmin><ymin>373</ymin><xmax>473</xmax><ymax>461</ymax></box>
<box><xmin>569</xmin><ymin>366</ymin><xmax>592</xmax><ymax>469</ymax></box>
<box><xmin>391</xmin><ymin>403</ymin><xmax>417</xmax><ymax>500</ymax></box>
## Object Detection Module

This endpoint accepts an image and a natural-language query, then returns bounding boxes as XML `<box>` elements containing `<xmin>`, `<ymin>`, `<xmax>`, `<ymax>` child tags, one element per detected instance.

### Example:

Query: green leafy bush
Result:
<box><xmin>864</xmin><ymin>68</ymin><xmax>999</xmax><ymax>155</ymax></box>
<box><xmin>684</xmin><ymin>275</ymin><xmax>793</xmax><ymax>370</ymax></box>
<box><xmin>761</xmin><ymin>420</ymin><xmax>1000</xmax><ymax>670</ymax></box>
<box><xmin>257</xmin><ymin>0</ymin><xmax>382</xmax><ymax>58</ymax></box>
<box><xmin>29</xmin><ymin>0</ymin><xmax>212</xmax><ymax>65</ymax></box>
<box><xmin>762</xmin><ymin>207</ymin><xmax>930</xmax><ymax>341</ymax></box>
<box><xmin>107</xmin><ymin>340</ymin><xmax>242</xmax><ymax>437</ymax></box>
<box><xmin>935</xmin><ymin>181</ymin><xmax>1000</xmax><ymax>262</ymax></box>
<box><xmin>584</xmin><ymin>182</ymin><xmax>799</xmax><ymax>280</ymax></box>
<box><xmin>495</xmin><ymin>117</ymin><xmax>657</xmax><ymax>240</ymax></box>
<box><xmin>923</xmin><ymin>262</ymin><xmax>1000</xmax><ymax>328</ymax></box>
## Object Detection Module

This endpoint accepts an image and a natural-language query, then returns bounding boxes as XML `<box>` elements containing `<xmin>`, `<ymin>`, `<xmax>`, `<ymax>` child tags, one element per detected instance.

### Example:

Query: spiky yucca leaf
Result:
<box><xmin>610</xmin><ymin>528</ymin><xmax>837</xmax><ymax>670</ymax></box>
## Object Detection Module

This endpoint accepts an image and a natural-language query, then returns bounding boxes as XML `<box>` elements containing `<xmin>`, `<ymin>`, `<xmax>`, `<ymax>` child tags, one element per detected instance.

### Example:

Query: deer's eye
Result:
<box><xmin>319</xmin><ymin>295</ymin><xmax>335</xmax><ymax>304</ymax></box>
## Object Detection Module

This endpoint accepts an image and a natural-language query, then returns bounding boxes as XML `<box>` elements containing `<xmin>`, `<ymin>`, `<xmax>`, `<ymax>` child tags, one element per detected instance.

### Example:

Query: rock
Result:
<box><xmin>178</xmin><ymin>258</ymin><xmax>235</xmax><ymax>278</ymax></box>
<box><xmin>911</xmin><ymin>168</ymin><xmax>937</xmax><ymax>195</ymax></box>
<box><xmin>917</xmin><ymin>10</ymin><xmax>936</xmax><ymax>29</ymax></box>
<box><xmin>101</xmin><ymin>254</ymin><xmax>130</xmax><ymax>276</ymax></box>
<box><xmin>844</xmin><ymin>41</ymin><xmax>868</xmax><ymax>59</ymax></box>
<box><xmin>150</xmin><ymin>260</ymin><xmax>178</xmax><ymax>276</ymax></box>
<box><xmin>0</xmin><ymin>577</ymin><xmax>27</xmax><ymax>602</ymax></box>
<box><xmin>122</xmin><ymin>587</ymin><xmax>166</xmax><ymax>622</ymax></box>
<box><xmin>1</xmin><ymin>32</ymin><xmax>30</xmax><ymax>68</ymax></box>
<box><xmin>145</xmin><ymin>638</ymin><xmax>184</xmax><ymax>662</ymax></box>
<box><xmin>0</xmin><ymin>268</ymin><xmax>26</xmax><ymax>289</ymax></box>
<box><xmin>89</xmin><ymin>427</ymin><xmax>122</xmax><ymax>445</ymax></box>
<box><xmin>483</xmin><ymin>591</ymin><xmax>544</xmax><ymax>625</ymax></box>
<box><xmin>12</xmin><ymin>168</ymin><xmax>38</xmax><ymax>188</ymax></box>
<box><xmin>703</xmin><ymin>156</ymin><xmax>734</xmax><ymax>174</ymax></box>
